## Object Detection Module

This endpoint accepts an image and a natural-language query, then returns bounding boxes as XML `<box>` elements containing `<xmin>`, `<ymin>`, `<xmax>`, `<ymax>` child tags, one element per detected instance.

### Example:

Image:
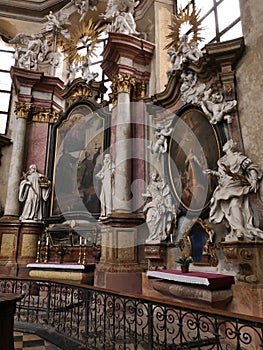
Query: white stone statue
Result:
<box><xmin>64</xmin><ymin>61</ymin><xmax>79</xmax><ymax>86</ymax></box>
<box><xmin>201</xmin><ymin>89</ymin><xmax>237</xmax><ymax>124</ymax></box>
<box><xmin>43</xmin><ymin>10</ymin><xmax>70</xmax><ymax>39</ymax></box>
<box><xmin>148</xmin><ymin>122</ymin><xmax>173</xmax><ymax>161</ymax></box>
<box><xmin>166</xmin><ymin>35</ymin><xmax>203</xmax><ymax>77</ymax></box>
<box><xmin>142</xmin><ymin>172</ymin><xmax>177</xmax><ymax>243</ymax></box>
<box><xmin>167</xmin><ymin>47</ymin><xmax>183</xmax><ymax>75</ymax></box>
<box><xmin>19</xmin><ymin>164</ymin><xmax>51</xmax><ymax>222</ymax></box>
<box><xmin>10</xmin><ymin>33</ymin><xmax>48</xmax><ymax>70</ymax></box>
<box><xmin>102</xmin><ymin>0</ymin><xmax>139</xmax><ymax>35</ymax></box>
<box><xmin>204</xmin><ymin>139</ymin><xmax>263</xmax><ymax>241</ymax></box>
<box><xmin>95</xmin><ymin>154</ymin><xmax>115</xmax><ymax>218</ymax></box>
<box><xmin>180</xmin><ymin>70</ymin><xmax>206</xmax><ymax>104</ymax></box>
<box><xmin>81</xmin><ymin>59</ymin><xmax>99</xmax><ymax>82</ymax></box>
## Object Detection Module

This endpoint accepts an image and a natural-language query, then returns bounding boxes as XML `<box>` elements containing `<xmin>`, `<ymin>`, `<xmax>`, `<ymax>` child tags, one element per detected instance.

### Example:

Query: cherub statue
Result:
<box><xmin>203</xmin><ymin>139</ymin><xmax>263</xmax><ymax>241</ymax></box>
<box><xmin>201</xmin><ymin>89</ymin><xmax>237</xmax><ymax>124</ymax></box>
<box><xmin>148</xmin><ymin>122</ymin><xmax>173</xmax><ymax>160</ymax></box>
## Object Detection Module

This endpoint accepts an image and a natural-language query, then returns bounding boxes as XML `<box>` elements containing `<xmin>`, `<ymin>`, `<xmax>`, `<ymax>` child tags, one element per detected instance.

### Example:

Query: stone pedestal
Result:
<box><xmin>94</xmin><ymin>213</ymin><xmax>145</xmax><ymax>293</ymax></box>
<box><xmin>221</xmin><ymin>240</ymin><xmax>263</xmax><ymax>284</ymax></box>
<box><xmin>0</xmin><ymin>218</ymin><xmax>44</xmax><ymax>277</ymax></box>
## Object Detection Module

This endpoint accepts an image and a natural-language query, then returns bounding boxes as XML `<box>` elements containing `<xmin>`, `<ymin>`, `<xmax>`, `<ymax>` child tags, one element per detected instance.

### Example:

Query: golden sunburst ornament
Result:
<box><xmin>164</xmin><ymin>2</ymin><xmax>204</xmax><ymax>50</ymax></box>
<box><xmin>63</xmin><ymin>19</ymin><xmax>105</xmax><ymax>64</ymax></box>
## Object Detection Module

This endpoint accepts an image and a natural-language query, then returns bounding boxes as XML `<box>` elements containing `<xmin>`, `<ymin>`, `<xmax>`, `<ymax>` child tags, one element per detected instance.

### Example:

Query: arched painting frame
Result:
<box><xmin>166</xmin><ymin>106</ymin><xmax>223</xmax><ymax>216</ymax></box>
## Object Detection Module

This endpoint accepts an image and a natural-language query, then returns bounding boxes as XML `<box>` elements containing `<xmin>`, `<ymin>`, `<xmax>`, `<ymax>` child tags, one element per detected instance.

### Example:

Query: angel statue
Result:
<box><xmin>148</xmin><ymin>122</ymin><xmax>173</xmax><ymax>161</ymax></box>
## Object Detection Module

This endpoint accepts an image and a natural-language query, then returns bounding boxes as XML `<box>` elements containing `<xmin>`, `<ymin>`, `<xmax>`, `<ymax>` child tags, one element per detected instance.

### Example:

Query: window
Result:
<box><xmin>176</xmin><ymin>0</ymin><xmax>242</xmax><ymax>45</ymax></box>
<box><xmin>89</xmin><ymin>31</ymin><xmax>111</xmax><ymax>102</ymax></box>
<box><xmin>0</xmin><ymin>36</ymin><xmax>15</xmax><ymax>134</ymax></box>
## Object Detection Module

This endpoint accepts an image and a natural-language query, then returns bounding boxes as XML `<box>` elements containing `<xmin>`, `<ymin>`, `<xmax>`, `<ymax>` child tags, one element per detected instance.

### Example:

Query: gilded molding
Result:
<box><xmin>61</xmin><ymin>78</ymin><xmax>108</xmax><ymax>107</ymax></box>
<box><xmin>14</xmin><ymin>102</ymin><xmax>32</xmax><ymax>119</ymax></box>
<box><xmin>32</xmin><ymin>106</ymin><xmax>61</xmax><ymax>123</ymax></box>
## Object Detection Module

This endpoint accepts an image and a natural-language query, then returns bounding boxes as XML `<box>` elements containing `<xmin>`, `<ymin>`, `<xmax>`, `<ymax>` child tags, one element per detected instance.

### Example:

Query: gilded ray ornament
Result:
<box><xmin>63</xmin><ymin>18</ymin><xmax>105</xmax><ymax>64</ymax></box>
<box><xmin>165</xmin><ymin>3</ymin><xmax>204</xmax><ymax>51</ymax></box>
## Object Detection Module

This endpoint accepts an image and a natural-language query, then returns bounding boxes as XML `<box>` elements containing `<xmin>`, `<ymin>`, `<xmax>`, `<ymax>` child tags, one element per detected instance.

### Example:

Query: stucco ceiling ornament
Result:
<box><xmin>165</xmin><ymin>2</ymin><xmax>204</xmax><ymax>73</ymax></box>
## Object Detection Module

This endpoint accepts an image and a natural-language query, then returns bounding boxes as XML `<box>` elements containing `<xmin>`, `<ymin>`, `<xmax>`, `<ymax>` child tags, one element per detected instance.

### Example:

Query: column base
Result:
<box><xmin>94</xmin><ymin>213</ymin><xmax>146</xmax><ymax>293</ymax></box>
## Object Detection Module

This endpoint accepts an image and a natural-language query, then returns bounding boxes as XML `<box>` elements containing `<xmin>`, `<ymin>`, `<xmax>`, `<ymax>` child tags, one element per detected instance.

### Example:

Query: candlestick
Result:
<box><xmin>35</xmin><ymin>240</ymin><xmax>41</xmax><ymax>263</ymax></box>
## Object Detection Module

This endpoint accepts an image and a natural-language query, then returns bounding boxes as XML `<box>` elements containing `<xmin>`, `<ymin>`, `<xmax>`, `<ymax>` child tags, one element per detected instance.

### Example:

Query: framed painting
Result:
<box><xmin>48</xmin><ymin>102</ymin><xmax>110</xmax><ymax>221</ymax></box>
<box><xmin>167</xmin><ymin>106</ymin><xmax>223</xmax><ymax>215</ymax></box>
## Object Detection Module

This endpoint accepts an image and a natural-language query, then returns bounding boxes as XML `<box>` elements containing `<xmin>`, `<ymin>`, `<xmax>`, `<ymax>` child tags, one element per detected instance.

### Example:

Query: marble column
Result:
<box><xmin>113</xmin><ymin>74</ymin><xmax>135</xmax><ymax>213</ymax></box>
<box><xmin>4</xmin><ymin>102</ymin><xmax>31</xmax><ymax>217</ymax></box>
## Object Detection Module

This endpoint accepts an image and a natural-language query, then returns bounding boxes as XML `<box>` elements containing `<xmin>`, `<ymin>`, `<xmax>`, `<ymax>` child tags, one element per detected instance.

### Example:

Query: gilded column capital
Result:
<box><xmin>112</xmin><ymin>73</ymin><xmax>136</xmax><ymax>94</ymax></box>
<box><xmin>14</xmin><ymin>102</ymin><xmax>32</xmax><ymax>119</ymax></box>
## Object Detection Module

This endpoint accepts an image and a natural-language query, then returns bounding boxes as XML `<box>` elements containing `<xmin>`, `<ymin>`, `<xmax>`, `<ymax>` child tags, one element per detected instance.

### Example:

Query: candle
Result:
<box><xmin>80</xmin><ymin>236</ymin><xmax>82</xmax><ymax>245</ymax></box>
<box><xmin>46</xmin><ymin>236</ymin><xmax>49</xmax><ymax>245</ymax></box>
<box><xmin>84</xmin><ymin>239</ymin><xmax>87</xmax><ymax>245</ymax></box>
<box><xmin>38</xmin><ymin>240</ymin><xmax>41</xmax><ymax>246</ymax></box>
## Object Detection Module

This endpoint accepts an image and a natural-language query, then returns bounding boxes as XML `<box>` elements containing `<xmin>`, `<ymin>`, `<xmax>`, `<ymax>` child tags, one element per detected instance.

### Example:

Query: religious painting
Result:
<box><xmin>167</xmin><ymin>107</ymin><xmax>221</xmax><ymax>214</ymax></box>
<box><xmin>49</xmin><ymin>103</ymin><xmax>110</xmax><ymax>221</ymax></box>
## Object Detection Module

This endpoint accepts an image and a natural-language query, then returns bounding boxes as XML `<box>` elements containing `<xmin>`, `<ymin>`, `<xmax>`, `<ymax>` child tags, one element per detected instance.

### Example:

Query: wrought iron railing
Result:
<box><xmin>0</xmin><ymin>277</ymin><xmax>263</xmax><ymax>349</ymax></box>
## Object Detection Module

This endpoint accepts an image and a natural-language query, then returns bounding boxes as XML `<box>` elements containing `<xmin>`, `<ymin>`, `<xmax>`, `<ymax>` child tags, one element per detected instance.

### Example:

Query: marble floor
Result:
<box><xmin>14</xmin><ymin>331</ymin><xmax>63</xmax><ymax>350</ymax></box>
